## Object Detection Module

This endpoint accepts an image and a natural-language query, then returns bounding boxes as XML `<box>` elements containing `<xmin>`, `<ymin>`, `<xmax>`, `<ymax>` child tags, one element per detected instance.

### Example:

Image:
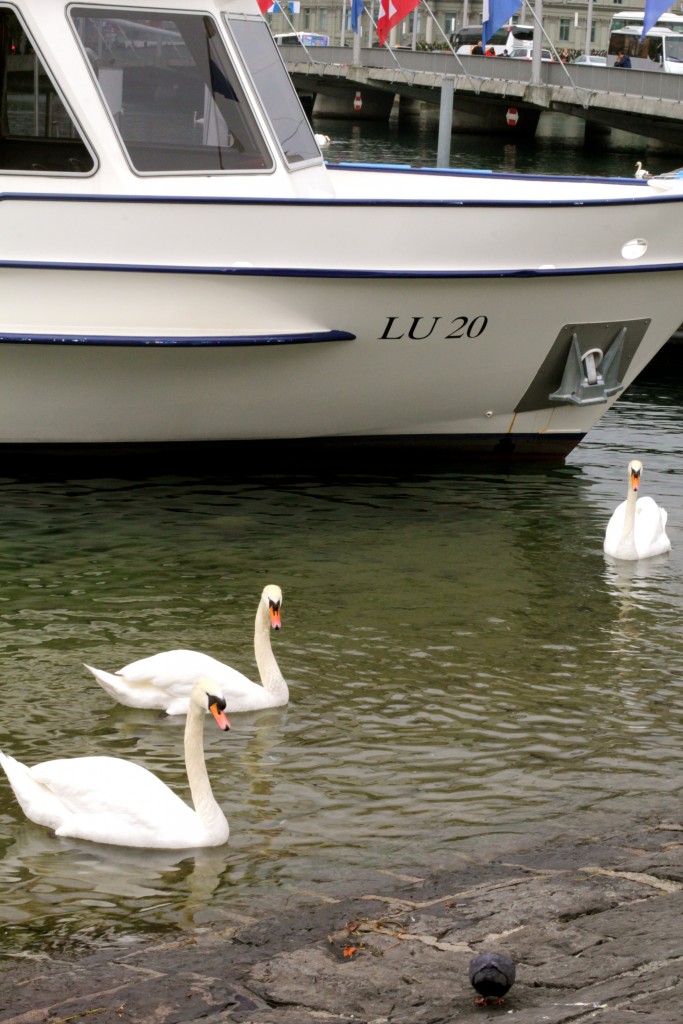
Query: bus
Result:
<box><xmin>272</xmin><ymin>31</ymin><xmax>329</xmax><ymax>46</ymax></box>
<box><xmin>450</xmin><ymin>23</ymin><xmax>533</xmax><ymax>55</ymax></box>
<box><xmin>608</xmin><ymin>11</ymin><xmax>683</xmax><ymax>73</ymax></box>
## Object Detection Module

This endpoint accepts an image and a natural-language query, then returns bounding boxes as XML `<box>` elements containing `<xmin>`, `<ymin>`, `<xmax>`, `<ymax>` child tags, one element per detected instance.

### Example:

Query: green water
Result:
<box><xmin>316</xmin><ymin>110</ymin><xmax>678</xmax><ymax>177</ymax></box>
<box><xmin>1</xmin><ymin>360</ymin><xmax>683</xmax><ymax>956</ymax></box>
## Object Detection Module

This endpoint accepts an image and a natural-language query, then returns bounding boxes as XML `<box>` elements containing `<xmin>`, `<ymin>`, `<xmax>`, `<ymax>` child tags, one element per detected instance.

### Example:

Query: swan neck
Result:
<box><xmin>254</xmin><ymin>601</ymin><xmax>287</xmax><ymax>697</ymax></box>
<box><xmin>623</xmin><ymin>481</ymin><xmax>638</xmax><ymax>536</ymax></box>
<box><xmin>184</xmin><ymin>703</ymin><xmax>225</xmax><ymax>826</ymax></box>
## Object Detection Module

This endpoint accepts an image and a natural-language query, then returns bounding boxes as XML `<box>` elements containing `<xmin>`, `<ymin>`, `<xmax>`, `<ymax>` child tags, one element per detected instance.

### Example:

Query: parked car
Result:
<box><xmin>572</xmin><ymin>54</ymin><xmax>607</xmax><ymax>65</ymax></box>
<box><xmin>507</xmin><ymin>46</ymin><xmax>554</xmax><ymax>61</ymax></box>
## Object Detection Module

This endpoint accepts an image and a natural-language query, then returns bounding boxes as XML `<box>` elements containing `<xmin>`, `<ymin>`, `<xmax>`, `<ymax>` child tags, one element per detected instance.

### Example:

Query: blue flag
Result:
<box><xmin>641</xmin><ymin>0</ymin><xmax>673</xmax><ymax>38</ymax></box>
<box><xmin>351</xmin><ymin>0</ymin><xmax>364</xmax><ymax>33</ymax></box>
<box><xmin>481</xmin><ymin>0</ymin><xmax>522</xmax><ymax>45</ymax></box>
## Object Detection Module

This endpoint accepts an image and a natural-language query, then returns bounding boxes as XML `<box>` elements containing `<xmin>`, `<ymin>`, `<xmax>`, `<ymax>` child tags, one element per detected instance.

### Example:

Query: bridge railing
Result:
<box><xmin>279</xmin><ymin>44</ymin><xmax>683</xmax><ymax>103</ymax></box>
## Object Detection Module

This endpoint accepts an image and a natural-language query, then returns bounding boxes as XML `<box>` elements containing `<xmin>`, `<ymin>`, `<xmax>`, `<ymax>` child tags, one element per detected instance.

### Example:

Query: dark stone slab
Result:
<box><xmin>2</xmin><ymin>821</ymin><xmax>683</xmax><ymax>1023</ymax></box>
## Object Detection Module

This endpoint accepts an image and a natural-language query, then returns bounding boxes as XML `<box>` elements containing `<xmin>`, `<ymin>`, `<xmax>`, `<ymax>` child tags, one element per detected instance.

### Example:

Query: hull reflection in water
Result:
<box><xmin>1</xmin><ymin>2</ymin><xmax>683</xmax><ymax>457</ymax></box>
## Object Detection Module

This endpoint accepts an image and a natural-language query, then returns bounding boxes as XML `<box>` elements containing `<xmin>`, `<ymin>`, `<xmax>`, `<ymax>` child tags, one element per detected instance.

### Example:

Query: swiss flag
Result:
<box><xmin>377</xmin><ymin>0</ymin><xmax>419</xmax><ymax>45</ymax></box>
<box><xmin>257</xmin><ymin>0</ymin><xmax>272</xmax><ymax>10</ymax></box>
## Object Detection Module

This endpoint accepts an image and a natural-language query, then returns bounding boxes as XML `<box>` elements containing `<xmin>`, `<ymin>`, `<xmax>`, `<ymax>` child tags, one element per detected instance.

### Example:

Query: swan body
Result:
<box><xmin>604</xmin><ymin>459</ymin><xmax>671</xmax><ymax>560</ymax></box>
<box><xmin>635</xmin><ymin>161</ymin><xmax>652</xmax><ymax>179</ymax></box>
<box><xmin>314</xmin><ymin>133</ymin><xmax>331</xmax><ymax>145</ymax></box>
<box><xmin>0</xmin><ymin>679</ymin><xmax>231</xmax><ymax>849</ymax></box>
<box><xmin>85</xmin><ymin>584</ymin><xmax>287</xmax><ymax>715</ymax></box>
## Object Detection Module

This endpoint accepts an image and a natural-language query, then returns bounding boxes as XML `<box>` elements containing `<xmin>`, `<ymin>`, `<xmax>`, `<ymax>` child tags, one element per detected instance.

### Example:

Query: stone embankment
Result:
<box><xmin>2</xmin><ymin>819</ymin><xmax>683</xmax><ymax>1023</ymax></box>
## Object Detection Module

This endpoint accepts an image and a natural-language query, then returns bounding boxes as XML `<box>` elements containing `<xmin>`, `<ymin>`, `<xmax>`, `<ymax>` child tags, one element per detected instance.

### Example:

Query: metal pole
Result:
<box><xmin>436</xmin><ymin>77</ymin><xmax>454</xmax><ymax>168</ymax></box>
<box><xmin>341</xmin><ymin>0</ymin><xmax>346</xmax><ymax>47</ymax></box>
<box><xmin>353</xmin><ymin>20</ymin><xmax>361</xmax><ymax>63</ymax></box>
<box><xmin>531</xmin><ymin>0</ymin><xmax>542</xmax><ymax>83</ymax></box>
<box><xmin>584</xmin><ymin>0</ymin><xmax>593</xmax><ymax>56</ymax></box>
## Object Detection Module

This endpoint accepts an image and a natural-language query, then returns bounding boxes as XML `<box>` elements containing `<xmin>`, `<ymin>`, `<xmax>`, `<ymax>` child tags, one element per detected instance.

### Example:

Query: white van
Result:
<box><xmin>450</xmin><ymin>23</ymin><xmax>533</xmax><ymax>56</ymax></box>
<box><xmin>272</xmin><ymin>32</ymin><xmax>329</xmax><ymax>46</ymax></box>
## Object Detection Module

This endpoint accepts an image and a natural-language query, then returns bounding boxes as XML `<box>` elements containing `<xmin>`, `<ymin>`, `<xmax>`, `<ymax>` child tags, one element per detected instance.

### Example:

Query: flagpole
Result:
<box><xmin>584</xmin><ymin>0</ymin><xmax>593</xmax><ymax>55</ymax></box>
<box><xmin>531</xmin><ymin>0</ymin><xmax>542</xmax><ymax>82</ymax></box>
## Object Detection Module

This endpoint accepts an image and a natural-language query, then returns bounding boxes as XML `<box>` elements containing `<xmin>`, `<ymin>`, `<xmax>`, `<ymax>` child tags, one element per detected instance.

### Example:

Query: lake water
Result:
<box><xmin>315</xmin><ymin>108</ymin><xmax>680</xmax><ymax>177</ymax></box>
<box><xmin>1</xmin><ymin>123</ymin><xmax>683</xmax><ymax>960</ymax></box>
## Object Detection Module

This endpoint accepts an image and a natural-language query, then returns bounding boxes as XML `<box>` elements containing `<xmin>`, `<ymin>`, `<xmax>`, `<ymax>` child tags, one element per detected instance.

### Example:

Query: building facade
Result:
<box><xmin>264</xmin><ymin>0</ymin><xmax>682</xmax><ymax>55</ymax></box>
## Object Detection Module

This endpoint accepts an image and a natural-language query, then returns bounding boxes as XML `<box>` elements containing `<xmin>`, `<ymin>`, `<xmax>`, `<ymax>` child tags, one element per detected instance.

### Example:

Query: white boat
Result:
<box><xmin>2</xmin><ymin>1</ymin><xmax>683</xmax><ymax>459</ymax></box>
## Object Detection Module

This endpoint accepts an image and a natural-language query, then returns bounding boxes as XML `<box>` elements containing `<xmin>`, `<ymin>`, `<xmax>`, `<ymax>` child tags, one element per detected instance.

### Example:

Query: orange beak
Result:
<box><xmin>269</xmin><ymin>604</ymin><xmax>281</xmax><ymax>630</ymax></box>
<box><xmin>630</xmin><ymin>470</ymin><xmax>641</xmax><ymax>492</ymax></box>
<box><xmin>210</xmin><ymin>701</ymin><xmax>231</xmax><ymax>731</ymax></box>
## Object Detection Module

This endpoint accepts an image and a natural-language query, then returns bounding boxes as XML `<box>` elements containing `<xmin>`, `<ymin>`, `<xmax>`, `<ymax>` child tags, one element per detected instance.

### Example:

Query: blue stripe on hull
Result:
<box><xmin>0</xmin><ymin>258</ymin><xmax>682</xmax><ymax>279</ymax></box>
<box><xmin>0</xmin><ymin>329</ymin><xmax>355</xmax><ymax>348</ymax></box>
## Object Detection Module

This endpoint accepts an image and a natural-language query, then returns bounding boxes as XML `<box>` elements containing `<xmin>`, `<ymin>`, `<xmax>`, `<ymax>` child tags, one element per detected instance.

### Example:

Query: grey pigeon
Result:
<box><xmin>468</xmin><ymin>951</ymin><xmax>516</xmax><ymax>1005</ymax></box>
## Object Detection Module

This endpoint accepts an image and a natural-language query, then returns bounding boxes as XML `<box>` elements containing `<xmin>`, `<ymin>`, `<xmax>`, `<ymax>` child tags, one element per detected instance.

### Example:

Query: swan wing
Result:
<box><xmin>0</xmin><ymin>750</ymin><xmax>69</xmax><ymax>831</ymax></box>
<box><xmin>2</xmin><ymin>753</ymin><xmax>209</xmax><ymax>848</ymax></box>
<box><xmin>635</xmin><ymin>496</ymin><xmax>672</xmax><ymax>557</ymax></box>
<box><xmin>116</xmin><ymin>651</ymin><xmax>276</xmax><ymax>713</ymax></box>
<box><xmin>604</xmin><ymin>500</ymin><xmax>628</xmax><ymax>555</ymax></box>
<box><xmin>86</xmin><ymin>650</ymin><xmax>255</xmax><ymax>714</ymax></box>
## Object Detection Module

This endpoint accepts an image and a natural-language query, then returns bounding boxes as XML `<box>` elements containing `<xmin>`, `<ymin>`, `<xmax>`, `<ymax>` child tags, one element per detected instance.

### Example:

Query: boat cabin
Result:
<box><xmin>0</xmin><ymin>2</ymin><xmax>323</xmax><ymax>180</ymax></box>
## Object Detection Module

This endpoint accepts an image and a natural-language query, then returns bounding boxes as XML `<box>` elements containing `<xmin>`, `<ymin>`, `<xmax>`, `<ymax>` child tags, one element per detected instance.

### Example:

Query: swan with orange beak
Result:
<box><xmin>85</xmin><ymin>584</ymin><xmax>287</xmax><ymax>714</ymax></box>
<box><xmin>604</xmin><ymin>460</ymin><xmax>671</xmax><ymax>560</ymax></box>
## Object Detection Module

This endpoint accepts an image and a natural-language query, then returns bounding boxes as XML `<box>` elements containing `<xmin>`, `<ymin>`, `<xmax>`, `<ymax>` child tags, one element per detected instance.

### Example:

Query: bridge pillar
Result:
<box><xmin>584</xmin><ymin>120</ymin><xmax>612</xmax><ymax>146</ymax></box>
<box><xmin>398</xmin><ymin>96</ymin><xmax>422</xmax><ymax>122</ymax></box>
<box><xmin>312</xmin><ymin>87</ymin><xmax>395</xmax><ymax>120</ymax></box>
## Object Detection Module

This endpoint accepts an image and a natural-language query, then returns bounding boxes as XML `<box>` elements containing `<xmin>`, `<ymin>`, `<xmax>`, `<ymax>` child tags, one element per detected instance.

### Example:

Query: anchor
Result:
<box><xmin>550</xmin><ymin>327</ymin><xmax>626</xmax><ymax>406</ymax></box>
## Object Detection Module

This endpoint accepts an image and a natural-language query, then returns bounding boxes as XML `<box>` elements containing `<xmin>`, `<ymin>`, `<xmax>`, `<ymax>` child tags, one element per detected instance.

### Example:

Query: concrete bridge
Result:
<box><xmin>283</xmin><ymin>46</ymin><xmax>683</xmax><ymax>148</ymax></box>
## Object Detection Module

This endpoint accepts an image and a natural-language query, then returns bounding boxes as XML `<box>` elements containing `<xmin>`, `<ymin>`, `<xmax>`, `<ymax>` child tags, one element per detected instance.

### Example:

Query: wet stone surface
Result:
<box><xmin>2</xmin><ymin>821</ymin><xmax>683</xmax><ymax>1023</ymax></box>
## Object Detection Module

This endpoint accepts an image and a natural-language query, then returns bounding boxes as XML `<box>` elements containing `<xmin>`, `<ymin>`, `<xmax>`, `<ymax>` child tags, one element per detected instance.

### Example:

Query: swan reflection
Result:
<box><xmin>0</xmin><ymin>824</ymin><xmax>234</xmax><ymax>947</ymax></box>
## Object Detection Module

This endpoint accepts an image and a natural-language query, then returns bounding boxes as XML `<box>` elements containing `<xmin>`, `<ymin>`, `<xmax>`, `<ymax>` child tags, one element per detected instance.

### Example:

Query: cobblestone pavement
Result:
<box><xmin>2</xmin><ymin>819</ymin><xmax>683</xmax><ymax>1024</ymax></box>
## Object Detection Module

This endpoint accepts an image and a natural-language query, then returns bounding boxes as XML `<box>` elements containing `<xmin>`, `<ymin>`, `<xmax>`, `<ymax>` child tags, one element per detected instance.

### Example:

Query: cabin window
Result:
<box><xmin>0</xmin><ymin>8</ymin><xmax>94</xmax><ymax>173</ymax></box>
<box><xmin>226</xmin><ymin>18</ymin><xmax>321</xmax><ymax>166</ymax></box>
<box><xmin>70</xmin><ymin>7</ymin><xmax>273</xmax><ymax>174</ymax></box>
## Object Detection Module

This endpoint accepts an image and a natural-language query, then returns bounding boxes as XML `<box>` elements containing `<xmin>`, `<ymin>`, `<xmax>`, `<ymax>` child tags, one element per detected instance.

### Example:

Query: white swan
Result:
<box><xmin>604</xmin><ymin>459</ymin><xmax>671</xmax><ymax>560</ymax></box>
<box><xmin>0</xmin><ymin>678</ymin><xmax>231</xmax><ymax>849</ymax></box>
<box><xmin>635</xmin><ymin>161</ymin><xmax>652</xmax><ymax>179</ymax></box>
<box><xmin>84</xmin><ymin>584</ymin><xmax>287</xmax><ymax>715</ymax></box>
<box><xmin>314</xmin><ymin>133</ymin><xmax>331</xmax><ymax>146</ymax></box>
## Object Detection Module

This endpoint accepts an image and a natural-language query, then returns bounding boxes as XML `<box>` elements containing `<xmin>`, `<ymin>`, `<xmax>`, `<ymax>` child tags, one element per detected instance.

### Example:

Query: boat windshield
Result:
<box><xmin>666</xmin><ymin>35</ymin><xmax>683</xmax><ymax>61</ymax></box>
<box><xmin>0</xmin><ymin>7</ymin><xmax>94</xmax><ymax>173</ymax></box>
<box><xmin>70</xmin><ymin>7</ymin><xmax>273</xmax><ymax>174</ymax></box>
<box><xmin>226</xmin><ymin>17</ymin><xmax>321</xmax><ymax>166</ymax></box>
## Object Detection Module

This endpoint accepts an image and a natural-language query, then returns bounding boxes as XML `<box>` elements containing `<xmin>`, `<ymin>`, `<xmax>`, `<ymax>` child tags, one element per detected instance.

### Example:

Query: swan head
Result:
<box><xmin>192</xmin><ymin>677</ymin><xmax>231</xmax><ymax>731</ymax></box>
<box><xmin>262</xmin><ymin>584</ymin><xmax>282</xmax><ymax>631</ymax></box>
<box><xmin>628</xmin><ymin>459</ymin><xmax>643</xmax><ymax>492</ymax></box>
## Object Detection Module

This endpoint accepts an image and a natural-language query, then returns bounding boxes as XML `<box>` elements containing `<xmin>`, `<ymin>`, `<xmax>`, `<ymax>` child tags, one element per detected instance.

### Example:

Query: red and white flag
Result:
<box><xmin>376</xmin><ymin>0</ymin><xmax>419</xmax><ymax>46</ymax></box>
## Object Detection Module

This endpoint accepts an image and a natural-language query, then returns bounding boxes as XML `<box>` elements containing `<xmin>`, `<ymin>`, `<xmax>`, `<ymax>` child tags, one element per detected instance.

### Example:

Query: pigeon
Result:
<box><xmin>469</xmin><ymin>951</ymin><xmax>516</xmax><ymax>1006</ymax></box>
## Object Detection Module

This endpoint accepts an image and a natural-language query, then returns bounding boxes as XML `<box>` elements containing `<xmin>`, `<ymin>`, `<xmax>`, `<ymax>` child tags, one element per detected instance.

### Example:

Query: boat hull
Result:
<box><xmin>0</xmin><ymin>262</ymin><xmax>680</xmax><ymax>455</ymax></box>
<box><xmin>3</xmin><ymin>0</ymin><xmax>683</xmax><ymax>460</ymax></box>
